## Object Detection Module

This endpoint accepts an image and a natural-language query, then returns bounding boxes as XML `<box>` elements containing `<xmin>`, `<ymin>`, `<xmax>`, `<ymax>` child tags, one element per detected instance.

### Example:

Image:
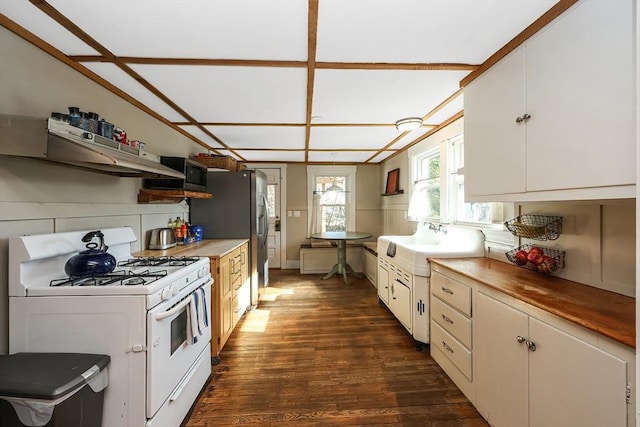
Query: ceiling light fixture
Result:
<box><xmin>395</xmin><ymin>117</ymin><xmax>423</xmax><ymax>132</ymax></box>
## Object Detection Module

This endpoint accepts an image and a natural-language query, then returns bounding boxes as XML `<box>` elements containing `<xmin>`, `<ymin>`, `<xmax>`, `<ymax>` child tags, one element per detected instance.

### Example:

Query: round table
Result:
<box><xmin>310</xmin><ymin>231</ymin><xmax>372</xmax><ymax>284</ymax></box>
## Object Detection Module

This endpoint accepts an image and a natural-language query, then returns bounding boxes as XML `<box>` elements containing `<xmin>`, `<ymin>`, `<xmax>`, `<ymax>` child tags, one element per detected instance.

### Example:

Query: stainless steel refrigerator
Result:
<box><xmin>190</xmin><ymin>170</ymin><xmax>268</xmax><ymax>308</ymax></box>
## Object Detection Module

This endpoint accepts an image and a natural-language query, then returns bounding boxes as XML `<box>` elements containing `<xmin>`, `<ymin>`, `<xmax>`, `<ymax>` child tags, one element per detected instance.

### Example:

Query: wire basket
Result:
<box><xmin>504</xmin><ymin>214</ymin><xmax>563</xmax><ymax>240</ymax></box>
<box><xmin>505</xmin><ymin>244</ymin><xmax>565</xmax><ymax>274</ymax></box>
<box><xmin>192</xmin><ymin>155</ymin><xmax>237</xmax><ymax>171</ymax></box>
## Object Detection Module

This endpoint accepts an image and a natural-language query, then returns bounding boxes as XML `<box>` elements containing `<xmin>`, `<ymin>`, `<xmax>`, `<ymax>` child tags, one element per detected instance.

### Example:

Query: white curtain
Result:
<box><xmin>309</xmin><ymin>191</ymin><xmax>321</xmax><ymax>236</ymax></box>
<box><xmin>407</xmin><ymin>180</ymin><xmax>429</xmax><ymax>220</ymax></box>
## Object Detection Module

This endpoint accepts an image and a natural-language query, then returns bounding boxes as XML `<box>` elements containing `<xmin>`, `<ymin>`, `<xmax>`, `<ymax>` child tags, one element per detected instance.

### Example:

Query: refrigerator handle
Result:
<box><xmin>261</xmin><ymin>194</ymin><xmax>269</xmax><ymax>244</ymax></box>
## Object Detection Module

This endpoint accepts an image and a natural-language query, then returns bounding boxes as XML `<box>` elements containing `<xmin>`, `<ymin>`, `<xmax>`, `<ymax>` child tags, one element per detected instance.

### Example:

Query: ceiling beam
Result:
<box><xmin>304</xmin><ymin>0</ymin><xmax>319</xmax><ymax>163</ymax></box>
<box><xmin>317</xmin><ymin>62</ymin><xmax>478</xmax><ymax>71</ymax></box>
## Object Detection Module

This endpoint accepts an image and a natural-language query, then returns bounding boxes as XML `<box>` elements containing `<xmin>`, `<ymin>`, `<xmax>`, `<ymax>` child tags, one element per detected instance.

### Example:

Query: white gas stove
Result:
<box><xmin>8</xmin><ymin>227</ymin><xmax>213</xmax><ymax>427</ymax></box>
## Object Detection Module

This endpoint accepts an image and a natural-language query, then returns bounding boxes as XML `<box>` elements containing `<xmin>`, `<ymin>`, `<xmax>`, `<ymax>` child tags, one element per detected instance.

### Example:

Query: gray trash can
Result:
<box><xmin>0</xmin><ymin>353</ymin><xmax>110</xmax><ymax>427</ymax></box>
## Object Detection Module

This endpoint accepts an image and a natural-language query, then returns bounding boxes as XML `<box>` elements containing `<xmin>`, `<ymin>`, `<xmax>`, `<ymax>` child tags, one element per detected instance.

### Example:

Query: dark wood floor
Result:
<box><xmin>184</xmin><ymin>269</ymin><xmax>489</xmax><ymax>427</ymax></box>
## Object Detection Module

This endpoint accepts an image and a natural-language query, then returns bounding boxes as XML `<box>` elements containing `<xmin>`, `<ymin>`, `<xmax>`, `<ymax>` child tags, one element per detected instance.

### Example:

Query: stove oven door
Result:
<box><xmin>146</xmin><ymin>277</ymin><xmax>212</xmax><ymax>418</ymax></box>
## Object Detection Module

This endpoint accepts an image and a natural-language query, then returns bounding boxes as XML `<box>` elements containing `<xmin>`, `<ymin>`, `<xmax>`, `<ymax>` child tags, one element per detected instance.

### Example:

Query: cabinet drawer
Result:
<box><xmin>431</xmin><ymin>296</ymin><xmax>472</xmax><ymax>349</ymax></box>
<box><xmin>232</xmin><ymin>273</ymin><xmax>243</xmax><ymax>293</ymax></box>
<box><xmin>231</xmin><ymin>248</ymin><xmax>242</xmax><ymax>276</ymax></box>
<box><xmin>431</xmin><ymin>271</ymin><xmax>471</xmax><ymax>316</ymax></box>
<box><xmin>431</xmin><ymin>321</ymin><xmax>472</xmax><ymax>381</ymax></box>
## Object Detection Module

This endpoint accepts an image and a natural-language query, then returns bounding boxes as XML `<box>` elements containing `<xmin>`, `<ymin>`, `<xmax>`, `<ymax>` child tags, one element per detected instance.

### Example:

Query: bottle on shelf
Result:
<box><xmin>172</xmin><ymin>217</ymin><xmax>184</xmax><ymax>241</ymax></box>
<box><xmin>180</xmin><ymin>222</ymin><xmax>188</xmax><ymax>245</ymax></box>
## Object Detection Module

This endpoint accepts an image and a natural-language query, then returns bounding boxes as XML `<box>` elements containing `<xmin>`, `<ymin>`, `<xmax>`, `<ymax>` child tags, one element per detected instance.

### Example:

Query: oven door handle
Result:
<box><xmin>156</xmin><ymin>297</ymin><xmax>191</xmax><ymax>321</ymax></box>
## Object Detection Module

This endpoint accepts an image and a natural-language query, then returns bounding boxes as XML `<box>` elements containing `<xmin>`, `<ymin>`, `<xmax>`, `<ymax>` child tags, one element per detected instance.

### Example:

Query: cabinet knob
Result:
<box><xmin>525</xmin><ymin>340</ymin><xmax>537</xmax><ymax>352</ymax></box>
<box><xmin>516</xmin><ymin>335</ymin><xmax>526</xmax><ymax>344</ymax></box>
<box><xmin>515</xmin><ymin>113</ymin><xmax>531</xmax><ymax>123</ymax></box>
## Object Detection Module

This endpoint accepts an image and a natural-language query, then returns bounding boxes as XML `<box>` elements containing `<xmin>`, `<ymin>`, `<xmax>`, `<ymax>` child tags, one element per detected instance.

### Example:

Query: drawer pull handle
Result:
<box><xmin>442</xmin><ymin>341</ymin><xmax>454</xmax><ymax>353</ymax></box>
<box><xmin>441</xmin><ymin>314</ymin><xmax>454</xmax><ymax>324</ymax></box>
<box><xmin>441</xmin><ymin>287</ymin><xmax>454</xmax><ymax>295</ymax></box>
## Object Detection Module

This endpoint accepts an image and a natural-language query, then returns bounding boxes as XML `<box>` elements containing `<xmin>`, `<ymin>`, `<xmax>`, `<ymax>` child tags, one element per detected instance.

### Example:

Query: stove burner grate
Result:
<box><xmin>118</xmin><ymin>256</ymin><xmax>201</xmax><ymax>268</ymax></box>
<box><xmin>50</xmin><ymin>269</ymin><xmax>168</xmax><ymax>287</ymax></box>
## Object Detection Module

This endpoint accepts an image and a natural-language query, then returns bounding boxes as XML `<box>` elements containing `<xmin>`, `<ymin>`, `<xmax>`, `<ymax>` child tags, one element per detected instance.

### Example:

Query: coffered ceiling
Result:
<box><xmin>1</xmin><ymin>0</ymin><xmax>564</xmax><ymax>164</ymax></box>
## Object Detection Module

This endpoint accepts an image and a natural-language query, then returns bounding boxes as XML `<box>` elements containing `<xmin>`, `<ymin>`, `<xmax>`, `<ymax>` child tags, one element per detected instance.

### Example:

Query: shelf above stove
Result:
<box><xmin>138</xmin><ymin>189</ymin><xmax>213</xmax><ymax>203</ymax></box>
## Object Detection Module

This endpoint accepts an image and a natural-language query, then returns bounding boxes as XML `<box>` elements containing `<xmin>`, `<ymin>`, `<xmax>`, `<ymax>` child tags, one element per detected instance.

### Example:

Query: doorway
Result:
<box><xmin>256</xmin><ymin>167</ymin><xmax>283</xmax><ymax>269</ymax></box>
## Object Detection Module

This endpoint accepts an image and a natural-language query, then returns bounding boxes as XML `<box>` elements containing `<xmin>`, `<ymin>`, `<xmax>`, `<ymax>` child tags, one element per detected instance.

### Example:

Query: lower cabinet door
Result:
<box><xmin>529</xmin><ymin>317</ymin><xmax>628</xmax><ymax>427</ymax></box>
<box><xmin>475</xmin><ymin>292</ymin><xmax>529</xmax><ymax>427</ymax></box>
<box><xmin>389</xmin><ymin>279</ymin><xmax>411</xmax><ymax>332</ymax></box>
<box><xmin>377</xmin><ymin>263</ymin><xmax>389</xmax><ymax>304</ymax></box>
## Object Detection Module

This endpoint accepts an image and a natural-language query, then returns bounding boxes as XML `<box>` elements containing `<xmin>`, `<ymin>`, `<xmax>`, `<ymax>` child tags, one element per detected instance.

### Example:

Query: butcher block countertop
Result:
<box><xmin>429</xmin><ymin>257</ymin><xmax>635</xmax><ymax>349</ymax></box>
<box><xmin>134</xmin><ymin>239</ymin><xmax>248</xmax><ymax>259</ymax></box>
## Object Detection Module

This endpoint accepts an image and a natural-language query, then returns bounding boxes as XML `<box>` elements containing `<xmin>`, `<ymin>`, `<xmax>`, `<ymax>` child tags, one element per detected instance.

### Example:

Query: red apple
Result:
<box><xmin>537</xmin><ymin>256</ymin><xmax>555</xmax><ymax>273</ymax></box>
<box><xmin>527</xmin><ymin>251</ymin><xmax>544</xmax><ymax>265</ymax></box>
<box><xmin>514</xmin><ymin>250</ymin><xmax>528</xmax><ymax>266</ymax></box>
<box><xmin>528</xmin><ymin>247</ymin><xmax>545</xmax><ymax>257</ymax></box>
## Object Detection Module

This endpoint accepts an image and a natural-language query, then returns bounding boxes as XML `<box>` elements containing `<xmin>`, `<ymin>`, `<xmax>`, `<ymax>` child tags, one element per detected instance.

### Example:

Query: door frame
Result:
<box><xmin>246</xmin><ymin>163</ymin><xmax>287</xmax><ymax>270</ymax></box>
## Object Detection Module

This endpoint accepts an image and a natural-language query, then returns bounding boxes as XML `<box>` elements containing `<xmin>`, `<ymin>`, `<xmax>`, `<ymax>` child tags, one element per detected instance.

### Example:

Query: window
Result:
<box><xmin>408</xmin><ymin>132</ymin><xmax>510</xmax><ymax>226</ymax></box>
<box><xmin>266</xmin><ymin>183</ymin><xmax>276</xmax><ymax>218</ymax></box>
<box><xmin>408</xmin><ymin>148</ymin><xmax>440</xmax><ymax>220</ymax></box>
<box><xmin>449</xmin><ymin>135</ymin><xmax>504</xmax><ymax>225</ymax></box>
<box><xmin>307</xmin><ymin>165</ymin><xmax>356</xmax><ymax>235</ymax></box>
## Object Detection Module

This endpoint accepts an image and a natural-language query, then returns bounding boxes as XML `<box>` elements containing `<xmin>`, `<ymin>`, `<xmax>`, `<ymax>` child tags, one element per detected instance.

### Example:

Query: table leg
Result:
<box><xmin>322</xmin><ymin>264</ymin><xmax>338</xmax><ymax>280</ymax></box>
<box><xmin>322</xmin><ymin>240</ymin><xmax>346</xmax><ymax>281</ymax></box>
<box><xmin>344</xmin><ymin>263</ymin><xmax>364</xmax><ymax>279</ymax></box>
<box><xmin>319</xmin><ymin>240</ymin><xmax>363</xmax><ymax>285</ymax></box>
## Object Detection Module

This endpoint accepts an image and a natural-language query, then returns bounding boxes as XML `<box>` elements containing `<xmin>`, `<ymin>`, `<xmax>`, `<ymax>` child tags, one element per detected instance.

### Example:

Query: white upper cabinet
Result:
<box><xmin>464</xmin><ymin>47</ymin><xmax>526</xmax><ymax>197</ymax></box>
<box><xmin>464</xmin><ymin>0</ymin><xmax>635</xmax><ymax>201</ymax></box>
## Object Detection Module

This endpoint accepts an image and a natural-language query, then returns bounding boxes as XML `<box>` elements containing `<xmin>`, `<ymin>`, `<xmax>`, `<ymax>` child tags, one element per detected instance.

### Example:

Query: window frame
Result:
<box><xmin>307</xmin><ymin>165</ymin><xmax>357</xmax><ymax>235</ymax></box>
<box><xmin>408</xmin><ymin>146</ymin><xmax>442</xmax><ymax>221</ymax></box>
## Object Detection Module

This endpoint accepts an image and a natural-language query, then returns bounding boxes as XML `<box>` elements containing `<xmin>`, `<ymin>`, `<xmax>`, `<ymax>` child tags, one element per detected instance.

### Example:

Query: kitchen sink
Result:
<box><xmin>377</xmin><ymin>223</ymin><xmax>485</xmax><ymax>276</ymax></box>
<box><xmin>376</xmin><ymin>223</ymin><xmax>486</xmax><ymax>345</ymax></box>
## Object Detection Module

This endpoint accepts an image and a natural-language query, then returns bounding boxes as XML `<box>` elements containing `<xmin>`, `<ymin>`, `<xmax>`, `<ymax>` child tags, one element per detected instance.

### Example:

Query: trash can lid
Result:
<box><xmin>0</xmin><ymin>353</ymin><xmax>110</xmax><ymax>400</ymax></box>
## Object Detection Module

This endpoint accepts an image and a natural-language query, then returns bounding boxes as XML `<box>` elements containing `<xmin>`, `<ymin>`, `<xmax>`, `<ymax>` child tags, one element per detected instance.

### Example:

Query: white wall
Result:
<box><xmin>0</xmin><ymin>27</ymin><xmax>203</xmax><ymax>354</ymax></box>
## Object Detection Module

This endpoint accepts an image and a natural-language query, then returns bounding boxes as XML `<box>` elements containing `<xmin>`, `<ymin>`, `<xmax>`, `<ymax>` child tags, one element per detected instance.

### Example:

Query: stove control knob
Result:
<box><xmin>172</xmin><ymin>286</ymin><xmax>179</xmax><ymax>296</ymax></box>
<box><xmin>198</xmin><ymin>267</ymin><xmax>206</xmax><ymax>278</ymax></box>
<box><xmin>161</xmin><ymin>287</ymin><xmax>173</xmax><ymax>301</ymax></box>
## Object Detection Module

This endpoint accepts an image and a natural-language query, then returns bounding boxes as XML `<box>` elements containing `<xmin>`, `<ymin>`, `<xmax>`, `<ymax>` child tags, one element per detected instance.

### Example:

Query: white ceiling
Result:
<box><xmin>0</xmin><ymin>0</ymin><xmax>558</xmax><ymax>164</ymax></box>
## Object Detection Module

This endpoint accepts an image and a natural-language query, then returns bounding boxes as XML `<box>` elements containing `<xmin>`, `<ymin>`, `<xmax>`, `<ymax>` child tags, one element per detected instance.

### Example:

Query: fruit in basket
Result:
<box><xmin>527</xmin><ymin>248</ymin><xmax>544</xmax><ymax>265</ymax></box>
<box><xmin>529</xmin><ymin>246</ymin><xmax>544</xmax><ymax>256</ymax></box>
<box><xmin>537</xmin><ymin>256</ymin><xmax>556</xmax><ymax>273</ymax></box>
<box><xmin>514</xmin><ymin>249</ymin><xmax>529</xmax><ymax>266</ymax></box>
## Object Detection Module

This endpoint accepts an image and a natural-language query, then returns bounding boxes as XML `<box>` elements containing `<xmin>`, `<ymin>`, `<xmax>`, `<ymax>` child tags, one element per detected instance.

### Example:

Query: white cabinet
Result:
<box><xmin>476</xmin><ymin>291</ymin><xmax>630</xmax><ymax>427</ymax></box>
<box><xmin>475</xmin><ymin>292</ymin><xmax>531</xmax><ymax>427</ymax></box>
<box><xmin>464</xmin><ymin>47</ymin><xmax>526</xmax><ymax>198</ymax></box>
<box><xmin>465</xmin><ymin>0</ymin><xmax>635</xmax><ymax>201</ymax></box>
<box><xmin>378</xmin><ymin>255</ymin><xmax>417</xmax><ymax>336</ymax></box>
<box><xmin>377</xmin><ymin>256</ymin><xmax>390</xmax><ymax>305</ymax></box>
<box><xmin>364</xmin><ymin>248</ymin><xmax>377</xmax><ymax>287</ymax></box>
<box><xmin>528</xmin><ymin>317</ymin><xmax>627</xmax><ymax>427</ymax></box>
<box><xmin>430</xmin><ymin>269</ymin><xmax>474</xmax><ymax>401</ymax></box>
<box><xmin>389</xmin><ymin>278</ymin><xmax>411</xmax><ymax>331</ymax></box>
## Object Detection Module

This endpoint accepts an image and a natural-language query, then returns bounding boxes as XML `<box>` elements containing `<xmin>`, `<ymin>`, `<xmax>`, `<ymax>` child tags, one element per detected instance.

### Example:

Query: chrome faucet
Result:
<box><xmin>426</xmin><ymin>222</ymin><xmax>447</xmax><ymax>234</ymax></box>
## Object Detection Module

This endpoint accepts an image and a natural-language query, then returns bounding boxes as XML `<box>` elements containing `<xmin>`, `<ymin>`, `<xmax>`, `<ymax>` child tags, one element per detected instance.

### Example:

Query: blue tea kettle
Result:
<box><xmin>64</xmin><ymin>230</ymin><xmax>117</xmax><ymax>277</ymax></box>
